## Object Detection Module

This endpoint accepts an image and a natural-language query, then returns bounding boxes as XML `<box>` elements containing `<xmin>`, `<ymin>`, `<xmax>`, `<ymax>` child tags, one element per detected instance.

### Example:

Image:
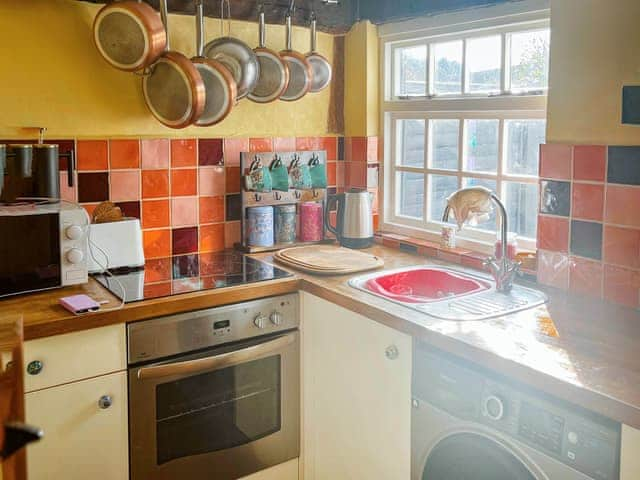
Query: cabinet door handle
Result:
<box><xmin>98</xmin><ymin>395</ymin><xmax>112</xmax><ymax>409</ymax></box>
<box><xmin>26</xmin><ymin>360</ymin><xmax>43</xmax><ymax>375</ymax></box>
<box><xmin>385</xmin><ymin>345</ymin><xmax>399</xmax><ymax>360</ymax></box>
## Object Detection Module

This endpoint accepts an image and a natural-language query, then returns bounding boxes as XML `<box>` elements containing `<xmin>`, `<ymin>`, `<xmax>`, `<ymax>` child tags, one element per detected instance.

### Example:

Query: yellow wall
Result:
<box><xmin>344</xmin><ymin>20</ymin><xmax>379</xmax><ymax>137</ymax></box>
<box><xmin>0</xmin><ymin>0</ymin><xmax>336</xmax><ymax>139</ymax></box>
<box><xmin>546</xmin><ymin>0</ymin><xmax>640</xmax><ymax>145</ymax></box>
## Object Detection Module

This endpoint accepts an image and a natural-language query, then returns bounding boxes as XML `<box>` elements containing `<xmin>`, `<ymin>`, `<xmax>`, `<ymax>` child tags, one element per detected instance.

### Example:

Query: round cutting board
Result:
<box><xmin>274</xmin><ymin>245</ymin><xmax>384</xmax><ymax>275</ymax></box>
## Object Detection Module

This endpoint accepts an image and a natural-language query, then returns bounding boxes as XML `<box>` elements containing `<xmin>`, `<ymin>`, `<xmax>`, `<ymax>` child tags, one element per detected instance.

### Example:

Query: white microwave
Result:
<box><xmin>0</xmin><ymin>201</ymin><xmax>88</xmax><ymax>298</ymax></box>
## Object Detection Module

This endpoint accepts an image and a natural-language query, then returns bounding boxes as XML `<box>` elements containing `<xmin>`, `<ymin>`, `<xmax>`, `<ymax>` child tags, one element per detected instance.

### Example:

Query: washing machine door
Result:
<box><xmin>422</xmin><ymin>433</ymin><xmax>537</xmax><ymax>480</ymax></box>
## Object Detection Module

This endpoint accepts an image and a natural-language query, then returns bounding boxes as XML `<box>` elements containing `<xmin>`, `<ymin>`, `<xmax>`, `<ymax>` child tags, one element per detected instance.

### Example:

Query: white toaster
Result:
<box><xmin>88</xmin><ymin>218</ymin><xmax>145</xmax><ymax>273</ymax></box>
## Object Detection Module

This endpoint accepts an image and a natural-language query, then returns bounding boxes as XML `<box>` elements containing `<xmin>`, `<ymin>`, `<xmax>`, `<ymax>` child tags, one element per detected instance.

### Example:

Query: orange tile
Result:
<box><xmin>603</xmin><ymin>225</ymin><xmax>640</xmax><ymax>268</ymax></box>
<box><xmin>143</xmin><ymin>229</ymin><xmax>171</xmax><ymax>258</ymax></box>
<box><xmin>350</xmin><ymin>137</ymin><xmax>367</xmax><ymax>162</ymax></box>
<box><xmin>144</xmin><ymin>282</ymin><xmax>172</xmax><ymax>297</ymax></box>
<box><xmin>372</xmin><ymin>213</ymin><xmax>379</xmax><ymax>232</ymax></box>
<box><xmin>199</xmin><ymin>223</ymin><xmax>225</xmax><ymax>252</ymax></box>
<box><xmin>273</xmin><ymin>137</ymin><xmax>296</xmax><ymax>152</ymax></box>
<box><xmin>141</xmin><ymin>170</ymin><xmax>169</xmax><ymax>198</ymax></box>
<box><xmin>572</xmin><ymin>183</ymin><xmax>604</xmax><ymax>221</ymax></box>
<box><xmin>109</xmin><ymin>139</ymin><xmax>140</xmax><ymax>169</ymax></box>
<box><xmin>605</xmin><ymin>186</ymin><xmax>640</xmax><ymax>228</ymax></box>
<box><xmin>296</xmin><ymin>137</ymin><xmax>320</xmax><ymax>151</ymax></box>
<box><xmin>539</xmin><ymin>144</ymin><xmax>572</xmax><ymax>180</ymax></box>
<box><xmin>249</xmin><ymin>138</ymin><xmax>273</xmax><ymax>153</ymax></box>
<box><xmin>573</xmin><ymin>145</ymin><xmax>606</xmax><ymax>181</ymax></box>
<box><xmin>77</xmin><ymin>140</ymin><xmax>108</xmax><ymax>170</ymax></box>
<box><xmin>225</xmin><ymin>221</ymin><xmax>241</xmax><ymax>248</ymax></box>
<box><xmin>171</xmin><ymin>139</ymin><xmax>197</xmax><ymax>167</ymax></box>
<box><xmin>346</xmin><ymin>161</ymin><xmax>367</xmax><ymax>189</ymax></box>
<box><xmin>223</xmin><ymin>138</ymin><xmax>249</xmax><ymax>166</ymax></box>
<box><xmin>319</xmin><ymin>137</ymin><xmax>337</xmax><ymax>161</ymax></box>
<box><xmin>199</xmin><ymin>196</ymin><xmax>225</xmax><ymax>224</ymax></box>
<box><xmin>82</xmin><ymin>203</ymin><xmax>99</xmax><ymax>217</ymax></box>
<box><xmin>225</xmin><ymin>166</ymin><xmax>241</xmax><ymax>193</ymax></box>
<box><xmin>171</xmin><ymin>168</ymin><xmax>197</xmax><ymax>196</ymax></box>
<box><xmin>144</xmin><ymin>257</ymin><xmax>172</xmax><ymax>283</ymax></box>
<box><xmin>537</xmin><ymin>216</ymin><xmax>569</xmax><ymax>253</ymax></box>
<box><xmin>569</xmin><ymin>256</ymin><xmax>603</xmax><ymax>297</ymax></box>
<box><xmin>327</xmin><ymin>162</ymin><xmax>336</xmax><ymax>186</ymax></box>
<box><xmin>536</xmin><ymin>249</ymin><xmax>569</xmax><ymax>290</ymax></box>
<box><xmin>142</xmin><ymin>199</ymin><xmax>170</xmax><ymax>228</ymax></box>
<box><xmin>604</xmin><ymin>265</ymin><xmax>640</xmax><ymax>308</ymax></box>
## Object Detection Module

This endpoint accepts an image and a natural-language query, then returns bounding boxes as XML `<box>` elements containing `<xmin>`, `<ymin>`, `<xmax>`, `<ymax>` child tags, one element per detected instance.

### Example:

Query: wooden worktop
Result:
<box><xmin>2</xmin><ymin>245</ymin><xmax>640</xmax><ymax>431</ymax></box>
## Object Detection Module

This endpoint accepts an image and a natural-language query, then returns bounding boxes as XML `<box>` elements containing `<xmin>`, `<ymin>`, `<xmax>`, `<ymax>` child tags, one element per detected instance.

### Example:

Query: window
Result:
<box><xmin>382</xmin><ymin>3</ymin><xmax>549</xmax><ymax>251</ymax></box>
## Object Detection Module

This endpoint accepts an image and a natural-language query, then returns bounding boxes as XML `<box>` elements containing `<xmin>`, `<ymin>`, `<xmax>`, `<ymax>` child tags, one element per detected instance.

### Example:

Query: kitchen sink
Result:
<box><xmin>349</xmin><ymin>266</ymin><xmax>547</xmax><ymax>321</ymax></box>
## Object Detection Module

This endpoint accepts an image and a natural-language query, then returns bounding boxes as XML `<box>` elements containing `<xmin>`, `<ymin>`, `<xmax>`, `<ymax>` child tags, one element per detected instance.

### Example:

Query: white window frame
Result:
<box><xmin>379</xmin><ymin>0</ymin><xmax>550</xmax><ymax>254</ymax></box>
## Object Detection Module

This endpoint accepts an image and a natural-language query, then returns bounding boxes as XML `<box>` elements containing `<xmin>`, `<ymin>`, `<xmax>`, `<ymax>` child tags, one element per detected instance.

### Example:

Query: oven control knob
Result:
<box><xmin>270</xmin><ymin>312</ymin><xmax>283</xmax><ymax>326</ymax></box>
<box><xmin>66</xmin><ymin>248</ymin><xmax>84</xmax><ymax>264</ymax></box>
<box><xmin>483</xmin><ymin>395</ymin><xmax>505</xmax><ymax>421</ymax></box>
<box><xmin>65</xmin><ymin>225</ymin><xmax>83</xmax><ymax>240</ymax></box>
<box><xmin>253</xmin><ymin>314</ymin><xmax>267</xmax><ymax>329</ymax></box>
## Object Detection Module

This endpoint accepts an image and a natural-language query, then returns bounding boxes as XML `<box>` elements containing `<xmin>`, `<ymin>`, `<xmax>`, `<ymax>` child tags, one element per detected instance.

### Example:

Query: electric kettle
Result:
<box><xmin>324</xmin><ymin>189</ymin><xmax>374</xmax><ymax>249</ymax></box>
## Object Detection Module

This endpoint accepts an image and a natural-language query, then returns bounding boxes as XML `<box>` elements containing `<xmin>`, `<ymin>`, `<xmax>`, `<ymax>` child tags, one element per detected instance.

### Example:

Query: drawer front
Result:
<box><xmin>24</xmin><ymin>324</ymin><xmax>126</xmax><ymax>392</ymax></box>
<box><xmin>25</xmin><ymin>371</ymin><xmax>128</xmax><ymax>480</ymax></box>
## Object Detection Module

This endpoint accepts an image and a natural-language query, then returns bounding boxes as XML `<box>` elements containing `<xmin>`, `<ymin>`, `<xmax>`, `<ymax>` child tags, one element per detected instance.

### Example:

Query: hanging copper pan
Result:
<box><xmin>142</xmin><ymin>0</ymin><xmax>205</xmax><ymax>129</ymax></box>
<box><xmin>93</xmin><ymin>0</ymin><xmax>166</xmax><ymax>72</ymax></box>
<box><xmin>279</xmin><ymin>8</ymin><xmax>313</xmax><ymax>102</ymax></box>
<box><xmin>305</xmin><ymin>11</ymin><xmax>332</xmax><ymax>93</ymax></box>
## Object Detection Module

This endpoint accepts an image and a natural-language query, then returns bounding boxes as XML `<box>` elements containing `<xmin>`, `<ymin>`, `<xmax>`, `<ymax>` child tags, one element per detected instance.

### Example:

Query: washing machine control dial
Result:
<box><xmin>483</xmin><ymin>395</ymin><xmax>505</xmax><ymax>421</ymax></box>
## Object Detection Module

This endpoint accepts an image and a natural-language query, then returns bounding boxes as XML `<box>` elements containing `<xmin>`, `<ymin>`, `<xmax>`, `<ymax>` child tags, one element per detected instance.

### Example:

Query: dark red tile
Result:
<box><xmin>573</xmin><ymin>145</ymin><xmax>606</xmax><ymax>181</ymax></box>
<box><xmin>115</xmin><ymin>201</ymin><xmax>140</xmax><ymax>219</ymax></box>
<box><xmin>172</xmin><ymin>254</ymin><xmax>200</xmax><ymax>279</ymax></box>
<box><xmin>198</xmin><ymin>139</ymin><xmax>223</xmax><ymax>166</ymax></box>
<box><xmin>172</xmin><ymin>227</ymin><xmax>198</xmax><ymax>255</ymax></box>
<box><xmin>46</xmin><ymin>140</ymin><xmax>74</xmax><ymax>170</ymax></box>
<box><xmin>77</xmin><ymin>172</ymin><xmax>109</xmax><ymax>203</ymax></box>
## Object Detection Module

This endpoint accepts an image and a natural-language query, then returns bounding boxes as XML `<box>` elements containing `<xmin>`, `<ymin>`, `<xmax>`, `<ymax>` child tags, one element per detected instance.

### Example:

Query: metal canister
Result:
<box><xmin>33</xmin><ymin>144</ymin><xmax>60</xmax><ymax>200</ymax></box>
<box><xmin>2</xmin><ymin>144</ymin><xmax>33</xmax><ymax>202</ymax></box>
<box><xmin>274</xmin><ymin>204</ymin><xmax>297</xmax><ymax>245</ymax></box>
<box><xmin>299</xmin><ymin>201</ymin><xmax>324</xmax><ymax>242</ymax></box>
<box><xmin>247</xmin><ymin>206</ymin><xmax>274</xmax><ymax>247</ymax></box>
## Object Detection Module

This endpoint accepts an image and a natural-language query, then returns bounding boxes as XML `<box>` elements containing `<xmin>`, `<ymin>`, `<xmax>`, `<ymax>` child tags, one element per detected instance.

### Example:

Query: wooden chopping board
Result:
<box><xmin>274</xmin><ymin>245</ymin><xmax>384</xmax><ymax>275</ymax></box>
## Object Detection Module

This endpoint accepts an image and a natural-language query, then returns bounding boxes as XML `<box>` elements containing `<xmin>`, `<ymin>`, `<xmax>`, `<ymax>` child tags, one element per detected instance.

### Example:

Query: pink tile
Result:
<box><xmin>141</xmin><ymin>139</ymin><xmax>170</xmax><ymax>169</ymax></box>
<box><xmin>273</xmin><ymin>137</ymin><xmax>296</xmax><ymax>152</ymax></box>
<box><xmin>110</xmin><ymin>170</ymin><xmax>140</xmax><ymax>202</ymax></box>
<box><xmin>537</xmin><ymin>249</ymin><xmax>570</xmax><ymax>290</ymax></box>
<box><xmin>198</xmin><ymin>166</ymin><xmax>225</xmax><ymax>196</ymax></box>
<box><xmin>296</xmin><ymin>137</ymin><xmax>321</xmax><ymax>151</ymax></box>
<box><xmin>336</xmin><ymin>162</ymin><xmax>346</xmax><ymax>188</ymax></box>
<box><xmin>572</xmin><ymin>183</ymin><xmax>604</xmax><ymax>221</ymax></box>
<box><xmin>537</xmin><ymin>215</ymin><xmax>569</xmax><ymax>253</ymax></box>
<box><xmin>171</xmin><ymin>197</ymin><xmax>198</xmax><ymax>227</ymax></box>
<box><xmin>605</xmin><ymin>185</ymin><xmax>640</xmax><ymax>227</ymax></box>
<box><xmin>604</xmin><ymin>265</ymin><xmax>640</xmax><ymax>308</ymax></box>
<box><xmin>223</xmin><ymin>138</ymin><xmax>249</xmax><ymax>166</ymax></box>
<box><xmin>603</xmin><ymin>225</ymin><xmax>640</xmax><ymax>268</ymax></box>
<box><xmin>367</xmin><ymin>137</ymin><xmax>379</xmax><ymax>163</ymax></box>
<box><xmin>569</xmin><ymin>257</ymin><xmax>603</xmax><ymax>297</ymax></box>
<box><xmin>59</xmin><ymin>172</ymin><xmax>76</xmax><ymax>202</ymax></box>
<box><xmin>540</xmin><ymin>144</ymin><xmax>572</xmax><ymax>180</ymax></box>
<box><xmin>573</xmin><ymin>145</ymin><xmax>606</xmax><ymax>181</ymax></box>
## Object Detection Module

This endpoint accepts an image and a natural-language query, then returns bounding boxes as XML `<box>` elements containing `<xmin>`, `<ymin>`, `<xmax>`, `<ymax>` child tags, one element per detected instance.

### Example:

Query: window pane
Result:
<box><xmin>397</xmin><ymin>172</ymin><xmax>424</xmax><ymax>219</ymax></box>
<box><xmin>464</xmin><ymin>119</ymin><xmax>499</xmax><ymax>173</ymax></box>
<box><xmin>428</xmin><ymin>174</ymin><xmax>458</xmax><ymax>222</ymax></box>
<box><xmin>396</xmin><ymin>119</ymin><xmax>425</xmax><ymax>167</ymax></box>
<box><xmin>430</xmin><ymin>120</ymin><xmax>459</xmax><ymax>170</ymax></box>
<box><xmin>462</xmin><ymin>177</ymin><xmax>498</xmax><ymax>231</ymax></box>
<box><xmin>432</xmin><ymin>41</ymin><xmax>462</xmax><ymax>94</ymax></box>
<box><xmin>466</xmin><ymin>35</ymin><xmax>501</xmax><ymax>93</ymax></box>
<box><xmin>505</xmin><ymin>120</ymin><xmax>546</xmax><ymax>176</ymax></box>
<box><xmin>504</xmin><ymin>181</ymin><xmax>538</xmax><ymax>239</ymax></box>
<box><xmin>510</xmin><ymin>29</ymin><xmax>550</xmax><ymax>92</ymax></box>
<box><xmin>395</xmin><ymin>45</ymin><xmax>427</xmax><ymax>97</ymax></box>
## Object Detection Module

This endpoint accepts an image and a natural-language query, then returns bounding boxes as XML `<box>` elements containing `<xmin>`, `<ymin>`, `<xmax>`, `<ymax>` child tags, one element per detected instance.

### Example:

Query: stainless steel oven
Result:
<box><xmin>127</xmin><ymin>294</ymin><xmax>299</xmax><ymax>480</ymax></box>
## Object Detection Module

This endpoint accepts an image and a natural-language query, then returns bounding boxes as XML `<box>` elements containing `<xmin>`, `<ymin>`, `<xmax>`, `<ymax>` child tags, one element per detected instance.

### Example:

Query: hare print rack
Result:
<box><xmin>238</xmin><ymin>150</ymin><xmax>330</xmax><ymax>253</ymax></box>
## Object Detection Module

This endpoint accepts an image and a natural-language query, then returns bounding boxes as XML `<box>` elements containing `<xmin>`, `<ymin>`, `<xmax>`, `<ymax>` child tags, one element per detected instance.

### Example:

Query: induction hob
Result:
<box><xmin>93</xmin><ymin>251</ymin><xmax>291</xmax><ymax>304</ymax></box>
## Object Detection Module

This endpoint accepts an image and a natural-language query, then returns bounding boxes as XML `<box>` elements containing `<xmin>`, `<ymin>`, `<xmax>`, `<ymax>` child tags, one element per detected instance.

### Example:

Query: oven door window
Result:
<box><xmin>155</xmin><ymin>354</ymin><xmax>281</xmax><ymax>464</ymax></box>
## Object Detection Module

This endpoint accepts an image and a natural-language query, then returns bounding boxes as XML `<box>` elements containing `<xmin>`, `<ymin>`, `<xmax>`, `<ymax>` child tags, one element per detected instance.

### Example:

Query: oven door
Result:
<box><xmin>128</xmin><ymin>330</ymin><xmax>299</xmax><ymax>480</ymax></box>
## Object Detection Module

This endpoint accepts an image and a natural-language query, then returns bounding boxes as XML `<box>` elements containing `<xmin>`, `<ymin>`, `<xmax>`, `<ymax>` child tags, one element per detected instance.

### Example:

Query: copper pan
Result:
<box><xmin>279</xmin><ymin>10</ymin><xmax>313</xmax><ymax>102</ymax></box>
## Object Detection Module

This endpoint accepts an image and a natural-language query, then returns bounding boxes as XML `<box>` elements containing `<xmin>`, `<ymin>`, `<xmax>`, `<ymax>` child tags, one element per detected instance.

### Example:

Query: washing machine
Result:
<box><xmin>412</xmin><ymin>343</ymin><xmax>621</xmax><ymax>480</ymax></box>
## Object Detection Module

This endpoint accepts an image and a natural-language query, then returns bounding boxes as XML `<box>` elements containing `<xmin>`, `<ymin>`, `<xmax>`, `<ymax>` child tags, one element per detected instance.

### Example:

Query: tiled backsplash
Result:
<box><xmin>538</xmin><ymin>144</ymin><xmax>640</xmax><ymax>308</ymax></box>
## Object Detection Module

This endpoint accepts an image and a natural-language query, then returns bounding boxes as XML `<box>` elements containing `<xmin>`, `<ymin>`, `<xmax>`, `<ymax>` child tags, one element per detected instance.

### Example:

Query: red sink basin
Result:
<box><xmin>364</xmin><ymin>267</ymin><xmax>491</xmax><ymax>304</ymax></box>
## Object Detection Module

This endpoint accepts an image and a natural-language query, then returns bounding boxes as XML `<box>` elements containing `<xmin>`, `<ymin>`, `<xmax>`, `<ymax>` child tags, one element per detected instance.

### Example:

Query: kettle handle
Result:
<box><xmin>324</xmin><ymin>193</ymin><xmax>344</xmax><ymax>238</ymax></box>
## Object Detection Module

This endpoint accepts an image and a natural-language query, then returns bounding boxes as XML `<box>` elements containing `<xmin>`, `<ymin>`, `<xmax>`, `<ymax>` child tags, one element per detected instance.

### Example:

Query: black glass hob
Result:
<box><xmin>93</xmin><ymin>251</ymin><xmax>291</xmax><ymax>304</ymax></box>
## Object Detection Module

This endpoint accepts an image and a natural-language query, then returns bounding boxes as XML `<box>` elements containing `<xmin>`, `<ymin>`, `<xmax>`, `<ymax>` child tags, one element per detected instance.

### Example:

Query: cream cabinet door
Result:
<box><xmin>24</xmin><ymin>371</ymin><xmax>128</xmax><ymax>480</ymax></box>
<box><xmin>239</xmin><ymin>458</ymin><xmax>298</xmax><ymax>480</ymax></box>
<box><xmin>621</xmin><ymin>424</ymin><xmax>640</xmax><ymax>480</ymax></box>
<box><xmin>301</xmin><ymin>292</ymin><xmax>412</xmax><ymax>480</ymax></box>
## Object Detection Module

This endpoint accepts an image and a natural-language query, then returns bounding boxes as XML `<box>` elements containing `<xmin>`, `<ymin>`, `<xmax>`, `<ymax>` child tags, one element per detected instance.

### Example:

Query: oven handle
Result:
<box><xmin>136</xmin><ymin>332</ymin><xmax>296</xmax><ymax>381</ymax></box>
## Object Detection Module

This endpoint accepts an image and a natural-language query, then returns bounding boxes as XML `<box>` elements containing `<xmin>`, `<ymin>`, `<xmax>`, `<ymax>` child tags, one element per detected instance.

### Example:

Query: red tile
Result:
<box><xmin>143</xmin><ymin>229</ymin><xmax>171</xmax><ymax>258</ymax></box>
<box><xmin>569</xmin><ymin>257</ymin><xmax>603</xmax><ymax>297</ymax></box>
<box><xmin>344</xmin><ymin>137</ymin><xmax>352</xmax><ymax>163</ymax></box>
<box><xmin>223</xmin><ymin>138</ymin><xmax>249</xmax><ymax>166</ymax></box>
<box><xmin>225</xmin><ymin>166</ymin><xmax>241</xmax><ymax>193</ymax></box>
<box><xmin>144</xmin><ymin>257</ymin><xmax>172</xmax><ymax>283</ymax></box>
<box><xmin>172</xmin><ymin>227</ymin><xmax>198</xmax><ymax>255</ymax></box>
<box><xmin>142</xmin><ymin>199</ymin><xmax>170</xmax><ymax>228</ymax></box>
<box><xmin>539</xmin><ymin>144</ymin><xmax>572</xmax><ymax>180</ymax></box>
<box><xmin>572</xmin><ymin>183</ymin><xmax>604</xmax><ymax>221</ymax></box>
<box><xmin>249</xmin><ymin>138</ymin><xmax>273</xmax><ymax>153</ymax></box>
<box><xmin>141</xmin><ymin>139</ymin><xmax>170</xmax><ymax>169</ymax></box>
<box><xmin>319</xmin><ymin>137</ymin><xmax>338</xmax><ymax>161</ymax></box>
<box><xmin>346</xmin><ymin>162</ymin><xmax>367</xmax><ymax>189</ymax></box>
<box><xmin>225</xmin><ymin>221</ymin><xmax>241</xmax><ymax>248</ymax></box>
<box><xmin>116</xmin><ymin>201</ymin><xmax>140</xmax><ymax>219</ymax></box>
<box><xmin>537</xmin><ymin>215</ymin><xmax>569</xmax><ymax>253</ymax></box>
<box><xmin>199</xmin><ymin>196</ymin><xmax>225</xmax><ymax>224</ymax></box>
<box><xmin>171</xmin><ymin>139</ymin><xmax>197</xmax><ymax>167</ymax></box>
<box><xmin>77</xmin><ymin>140</ymin><xmax>108</xmax><ymax>170</ymax></box>
<box><xmin>367</xmin><ymin>137</ymin><xmax>379</xmax><ymax>163</ymax></box>
<box><xmin>603</xmin><ymin>225</ymin><xmax>640</xmax><ymax>268</ymax></box>
<box><xmin>109</xmin><ymin>139</ymin><xmax>140</xmax><ymax>169</ymax></box>
<box><xmin>296</xmin><ymin>137</ymin><xmax>320</xmax><ymax>151</ymax></box>
<box><xmin>199</xmin><ymin>223</ymin><xmax>225</xmax><ymax>252</ymax></box>
<box><xmin>350</xmin><ymin>137</ymin><xmax>367</xmax><ymax>162</ymax></box>
<box><xmin>141</xmin><ymin>170</ymin><xmax>169</xmax><ymax>198</ymax></box>
<box><xmin>171</xmin><ymin>168</ymin><xmax>197</xmax><ymax>196</ymax></box>
<box><xmin>573</xmin><ymin>145</ymin><xmax>606</xmax><ymax>181</ymax></box>
<box><xmin>144</xmin><ymin>282</ymin><xmax>172</xmax><ymax>297</ymax></box>
<box><xmin>273</xmin><ymin>137</ymin><xmax>296</xmax><ymax>152</ymax></box>
<box><xmin>537</xmin><ymin>249</ymin><xmax>570</xmax><ymax>290</ymax></box>
<box><xmin>198</xmin><ymin>138</ymin><xmax>223</xmax><ymax>166</ymax></box>
<box><xmin>327</xmin><ymin>162</ymin><xmax>337</xmax><ymax>186</ymax></box>
<box><xmin>604</xmin><ymin>265</ymin><xmax>640</xmax><ymax>308</ymax></box>
<box><xmin>605</xmin><ymin>185</ymin><xmax>640</xmax><ymax>227</ymax></box>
